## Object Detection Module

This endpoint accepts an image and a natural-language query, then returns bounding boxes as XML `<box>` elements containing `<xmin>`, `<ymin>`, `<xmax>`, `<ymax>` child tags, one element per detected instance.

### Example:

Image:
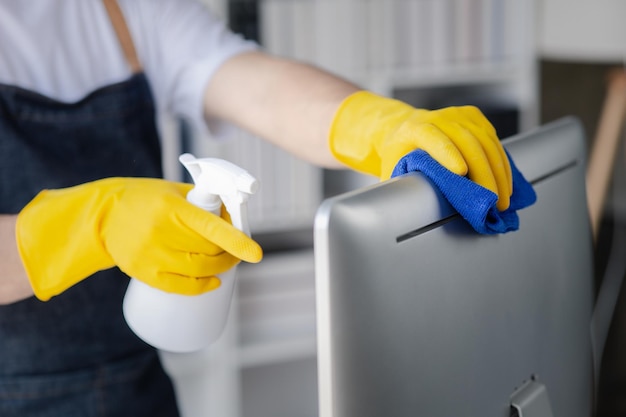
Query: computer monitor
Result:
<box><xmin>314</xmin><ymin>117</ymin><xmax>594</xmax><ymax>417</ymax></box>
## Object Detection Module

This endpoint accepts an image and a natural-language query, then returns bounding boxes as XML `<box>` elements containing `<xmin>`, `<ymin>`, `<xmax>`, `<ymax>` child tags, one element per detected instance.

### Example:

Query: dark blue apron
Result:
<box><xmin>0</xmin><ymin>2</ymin><xmax>180</xmax><ymax>416</ymax></box>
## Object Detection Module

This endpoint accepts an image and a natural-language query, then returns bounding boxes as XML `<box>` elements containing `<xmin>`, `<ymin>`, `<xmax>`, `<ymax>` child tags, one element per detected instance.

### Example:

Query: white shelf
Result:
<box><xmin>239</xmin><ymin>332</ymin><xmax>317</xmax><ymax>368</ymax></box>
<box><xmin>237</xmin><ymin>249</ymin><xmax>317</xmax><ymax>368</ymax></box>
<box><xmin>346</xmin><ymin>60</ymin><xmax>527</xmax><ymax>99</ymax></box>
<box><xmin>387</xmin><ymin>61</ymin><xmax>523</xmax><ymax>89</ymax></box>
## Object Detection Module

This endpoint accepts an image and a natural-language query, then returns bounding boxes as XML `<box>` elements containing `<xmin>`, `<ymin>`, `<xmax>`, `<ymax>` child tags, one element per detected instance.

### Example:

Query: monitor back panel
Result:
<box><xmin>314</xmin><ymin>118</ymin><xmax>594</xmax><ymax>417</ymax></box>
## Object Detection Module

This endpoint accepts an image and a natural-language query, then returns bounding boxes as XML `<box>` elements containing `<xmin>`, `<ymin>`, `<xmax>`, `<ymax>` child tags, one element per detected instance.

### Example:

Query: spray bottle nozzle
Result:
<box><xmin>179</xmin><ymin>153</ymin><xmax>258</xmax><ymax>233</ymax></box>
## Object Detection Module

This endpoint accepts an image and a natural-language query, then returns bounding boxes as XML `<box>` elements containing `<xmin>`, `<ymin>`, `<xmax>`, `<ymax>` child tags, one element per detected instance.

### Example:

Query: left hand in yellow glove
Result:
<box><xmin>16</xmin><ymin>177</ymin><xmax>263</xmax><ymax>301</ymax></box>
<box><xmin>328</xmin><ymin>91</ymin><xmax>513</xmax><ymax>211</ymax></box>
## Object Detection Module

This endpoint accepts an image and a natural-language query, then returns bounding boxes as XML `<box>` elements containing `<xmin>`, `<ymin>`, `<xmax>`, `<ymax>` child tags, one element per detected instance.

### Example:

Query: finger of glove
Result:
<box><xmin>435</xmin><ymin>123</ymin><xmax>501</xmax><ymax>199</ymax></box>
<box><xmin>153</xmin><ymin>270</ymin><xmax>223</xmax><ymax>296</ymax></box>
<box><xmin>462</xmin><ymin>123</ymin><xmax>512</xmax><ymax>211</ymax></box>
<box><xmin>145</xmin><ymin>239</ymin><xmax>243</xmax><ymax>278</ymax></box>
<box><xmin>113</xmin><ymin>226</ymin><xmax>242</xmax><ymax>292</ymax></box>
<box><xmin>397</xmin><ymin>123</ymin><xmax>469</xmax><ymax>177</ymax></box>
<box><xmin>176</xmin><ymin>204</ymin><xmax>263</xmax><ymax>264</ymax></box>
<box><xmin>455</xmin><ymin>106</ymin><xmax>513</xmax><ymax>193</ymax></box>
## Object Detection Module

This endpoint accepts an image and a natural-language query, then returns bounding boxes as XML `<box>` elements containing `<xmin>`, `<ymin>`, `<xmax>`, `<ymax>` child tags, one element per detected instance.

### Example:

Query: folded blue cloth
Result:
<box><xmin>391</xmin><ymin>149</ymin><xmax>537</xmax><ymax>234</ymax></box>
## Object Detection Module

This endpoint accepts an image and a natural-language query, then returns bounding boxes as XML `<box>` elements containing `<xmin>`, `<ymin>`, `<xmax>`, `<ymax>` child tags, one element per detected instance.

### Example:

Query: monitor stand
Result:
<box><xmin>510</xmin><ymin>378</ymin><xmax>554</xmax><ymax>417</ymax></box>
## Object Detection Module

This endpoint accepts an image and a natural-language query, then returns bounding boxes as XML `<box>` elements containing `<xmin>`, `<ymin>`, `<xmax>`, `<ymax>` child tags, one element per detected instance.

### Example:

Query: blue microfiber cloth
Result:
<box><xmin>391</xmin><ymin>149</ymin><xmax>537</xmax><ymax>234</ymax></box>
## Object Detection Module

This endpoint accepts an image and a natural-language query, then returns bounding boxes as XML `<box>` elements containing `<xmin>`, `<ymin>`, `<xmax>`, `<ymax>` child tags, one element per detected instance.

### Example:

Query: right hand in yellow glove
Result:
<box><xmin>16</xmin><ymin>177</ymin><xmax>263</xmax><ymax>301</ymax></box>
<box><xmin>329</xmin><ymin>91</ymin><xmax>513</xmax><ymax>211</ymax></box>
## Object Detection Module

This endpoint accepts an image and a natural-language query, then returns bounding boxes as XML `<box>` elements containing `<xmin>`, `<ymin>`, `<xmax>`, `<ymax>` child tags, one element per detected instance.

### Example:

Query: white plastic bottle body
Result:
<box><xmin>123</xmin><ymin>268</ymin><xmax>236</xmax><ymax>352</ymax></box>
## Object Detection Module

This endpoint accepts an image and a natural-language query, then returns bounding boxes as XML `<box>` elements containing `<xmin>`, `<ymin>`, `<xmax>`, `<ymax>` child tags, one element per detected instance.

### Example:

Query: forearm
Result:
<box><xmin>203</xmin><ymin>51</ymin><xmax>360</xmax><ymax>168</ymax></box>
<box><xmin>0</xmin><ymin>215</ymin><xmax>34</xmax><ymax>304</ymax></box>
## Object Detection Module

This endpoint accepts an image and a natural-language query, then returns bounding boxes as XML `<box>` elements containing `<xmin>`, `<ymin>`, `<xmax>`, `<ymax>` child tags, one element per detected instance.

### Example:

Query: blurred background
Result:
<box><xmin>159</xmin><ymin>1</ymin><xmax>626</xmax><ymax>415</ymax></box>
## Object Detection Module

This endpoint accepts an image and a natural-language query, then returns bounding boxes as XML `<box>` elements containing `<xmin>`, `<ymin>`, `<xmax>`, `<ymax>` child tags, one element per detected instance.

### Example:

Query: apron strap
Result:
<box><xmin>102</xmin><ymin>0</ymin><xmax>143</xmax><ymax>73</ymax></box>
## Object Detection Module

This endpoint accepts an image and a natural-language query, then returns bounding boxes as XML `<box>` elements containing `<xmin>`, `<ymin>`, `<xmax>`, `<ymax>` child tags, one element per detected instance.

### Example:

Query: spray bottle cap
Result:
<box><xmin>179</xmin><ymin>153</ymin><xmax>258</xmax><ymax>233</ymax></box>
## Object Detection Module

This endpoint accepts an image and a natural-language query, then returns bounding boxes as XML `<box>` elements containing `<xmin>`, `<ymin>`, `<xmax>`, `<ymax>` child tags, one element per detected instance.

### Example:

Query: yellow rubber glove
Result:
<box><xmin>16</xmin><ymin>177</ymin><xmax>263</xmax><ymax>301</ymax></box>
<box><xmin>329</xmin><ymin>91</ymin><xmax>513</xmax><ymax>211</ymax></box>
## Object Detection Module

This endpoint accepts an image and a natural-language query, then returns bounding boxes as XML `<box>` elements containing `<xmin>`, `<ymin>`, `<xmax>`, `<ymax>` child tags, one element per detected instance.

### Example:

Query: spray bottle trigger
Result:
<box><xmin>178</xmin><ymin>153</ymin><xmax>259</xmax><ymax>232</ymax></box>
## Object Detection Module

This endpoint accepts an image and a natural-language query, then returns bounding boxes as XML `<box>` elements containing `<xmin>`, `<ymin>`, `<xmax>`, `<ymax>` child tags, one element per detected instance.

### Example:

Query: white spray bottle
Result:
<box><xmin>122</xmin><ymin>153</ymin><xmax>258</xmax><ymax>353</ymax></box>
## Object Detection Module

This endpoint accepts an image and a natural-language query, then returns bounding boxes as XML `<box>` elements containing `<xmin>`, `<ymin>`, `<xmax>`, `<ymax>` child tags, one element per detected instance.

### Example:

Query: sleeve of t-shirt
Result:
<box><xmin>121</xmin><ymin>0</ymin><xmax>258</xmax><ymax>138</ymax></box>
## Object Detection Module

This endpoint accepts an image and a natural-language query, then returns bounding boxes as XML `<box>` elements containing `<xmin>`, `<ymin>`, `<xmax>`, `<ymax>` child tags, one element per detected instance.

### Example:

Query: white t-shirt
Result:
<box><xmin>0</xmin><ymin>0</ymin><xmax>258</xmax><ymax>134</ymax></box>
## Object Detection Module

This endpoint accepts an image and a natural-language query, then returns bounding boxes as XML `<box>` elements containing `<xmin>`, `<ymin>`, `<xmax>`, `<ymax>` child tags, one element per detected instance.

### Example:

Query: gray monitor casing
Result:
<box><xmin>314</xmin><ymin>117</ymin><xmax>594</xmax><ymax>417</ymax></box>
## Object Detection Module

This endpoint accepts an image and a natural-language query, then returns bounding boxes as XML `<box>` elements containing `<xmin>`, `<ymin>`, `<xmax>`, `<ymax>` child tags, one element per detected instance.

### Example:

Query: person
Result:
<box><xmin>0</xmin><ymin>0</ymin><xmax>512</xmax><ymax>415</ymax></box>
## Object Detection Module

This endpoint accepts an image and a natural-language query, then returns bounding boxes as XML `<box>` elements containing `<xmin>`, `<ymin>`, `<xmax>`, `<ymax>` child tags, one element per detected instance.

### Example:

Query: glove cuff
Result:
<box><xmin>328</xmin><ymin>90</ymin><xmax>416</xmax><ymax>177</ymax></box>
<box><xmin>16</xmin><ymin>185</ymin><xmax>116</xmax><ymax>301</ymax></box>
